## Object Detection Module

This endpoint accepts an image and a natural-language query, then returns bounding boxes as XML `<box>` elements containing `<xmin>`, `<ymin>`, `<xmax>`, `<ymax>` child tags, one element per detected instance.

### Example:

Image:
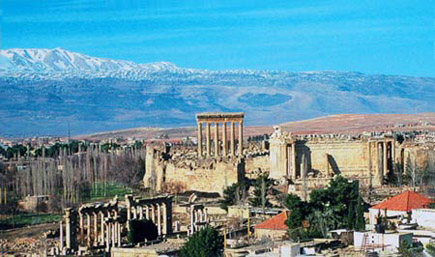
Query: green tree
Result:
<box><xmin>127</xmin><ymin>219</ymin><xmax>158</xmax><ymax>244</ymax></box>
<box><xmin>219</xmin><ymin>180</ymin><xmax>248</xmax><ymax>211</ymax></box>
<box><xmin>284</xmin><ymin>194</ymin><xmax>307</xmax><ymax>229</ymax></box>
<box><xmin>307</xmin><ymin>207</ymin><xmax>339</xmax><ymax>238</ymax></box>
<box><xmin>180</xmin><ymin>226</ymin><xmax>223</xmax><ymax>257</ymax></box>
<box><xmin>426</xmin><ymin>241</ymin><xmax>435</xmax><ymax>256</ymax></box>
<box><xmin>354</xmin><ymin>195</ymin><xmax>366</xmax><ymax>230</ymax></box>
<box><xmin>285</xmin><ymin>176</ymin><xmax>367</xmax><ymax>240</ymax></box>
<box><xmin>249</xmin><ymin>172</ymin><xmax>274</xmax><ymax>208</ymax></box>
<box><xmin>397</xmin><ymin>240</ymin><xmax>424</xmax><ymax>257</ymax></box>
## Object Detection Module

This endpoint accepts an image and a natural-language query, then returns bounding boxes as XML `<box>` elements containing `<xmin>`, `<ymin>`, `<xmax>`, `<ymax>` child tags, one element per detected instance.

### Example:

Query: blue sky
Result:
<box><xmin>2</xmin><ymin>0</ymin><xmax>434</xmax><ymax>77</ymax></box>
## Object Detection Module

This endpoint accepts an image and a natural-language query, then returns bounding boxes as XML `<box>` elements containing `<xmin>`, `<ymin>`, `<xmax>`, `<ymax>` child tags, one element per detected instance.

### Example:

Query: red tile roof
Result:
<box><xmin>372</xmin><ymin>190</ymin><xmax>432</xmax><ymax>212</ymax></box>
<box><xmin>255</xmin><ymin>211</ymin><xmax>288</xmax><ymax>231</ymax></box>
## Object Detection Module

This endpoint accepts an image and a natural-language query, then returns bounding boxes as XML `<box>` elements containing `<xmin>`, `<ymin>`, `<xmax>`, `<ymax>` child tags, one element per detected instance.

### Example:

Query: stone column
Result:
<box><xmin>93</xmin><ymin>212</ymin><xmax>98</xmax><ymax>246</ymax></box>
<box><xmin>214</xmin><ymin>122</ymin><xmax>219</xmax><ymax>156</ymax></box>
<box><xmin>238</xmin><ymin>121</ymin><xmax>243</xmax><ymax>156</ymax></box>
<box><xmin>112</xmin><ymin>223</ymin><xmax>116</xmax><ymax>247</ymax></box>
<box><xmin>157</xmin><ymin>204</ymin><xmax>162</xmax><ymax>235</ymax></box>
<box><xmin>151</xmin><ymin>204</ymin><xmax>156</xmax><ymax>222</ymax></box>
<box><xmin>199</xmin><ymin>209</ymin><xmax>204</xmax><ymax>222</ymax></box>
<box><xmin>230</xmin><ymin>121</ymin><xmax>235</xmax><ymax>156</ymax></box>
<box><xmin>86</xmin><ymin>213</ymin><xmax>91</xmax><ymax>247</ymax></box>
<box><xmin>132</xmin><ymin>206</ymin><xmax>137</xmax><ymax>219</ymax></box>
<box><xmin>117</xmin><ymin>222</ymin><xmax>121</xmax><ymax>247</ymax></box>
<box><xmin>100</xmin><ymin>212</ymin><xmax>105</xmax><ymax>245</ymax></box>
<box><xmin>222</xmin><ymin>122</ymin><xmax>227</xmax><ymax>156</ymax></box>
<box><xmin>59</xmin><ymin>221</ymin><xmax>64</xmax><ymax>249</ymax></box>
<box><xmin>377</xmin><ymin>142</ymin><xmax>383</xmax><ymax>185</ymax></box>
<box><xmin>206</xmin><ymin>122</ymin><xmax>211</xmax><ymax>156</ymax></box>
<box><xmin>162</xmin><ymin>203</ymin><xmax>167</xmax><ymax>235</ymax></box>
<box><xmin>106</xmin><ymin>223</ymin><xmax>111</xmax><ymax>252</ymax></box>
<box><xmin>383</xmin><ymin>141</ymin><xmax>388</xmax><ymax>177</ymax></box>
<box><xmin>190</xmin><ymin>207</ymin><xmax>195</xmax><ymax>235</ymax></box>
<box><xmin>139</xmin><ymin>206</ymin><xmax>144</xmax><ymax>219</ymax></box>
<box><xmin>146</xmin><ymin>205</ymin><xmax>150</xmax><ymax>220</ymax></box>
<box><xmin>197</xmin><ymin>122</ymin><xmax>203</xmax><ymax>157</ymax></box>
<box><xmin>391</xmin><ymin>140</ymin><xmax>395</xmax><ymax>173</ymax></box>
<box><xmin>125</xmin><ymin>195</ymin><xmax>132</xmax><ymax>222</ymax></box>
<box><xmin>111</xmin><ymin>223</ymin><xmax>115</xmax><ymax>248</ymax></box>
<box><xmin>65</xmin><ymin>208</ymin><xmax>75</xmax><ymax>250</ymax></box>
<box><xmin>292</xmin><ymin>143</ymin><xmax>297</xmax><ymax>180</ymax></box>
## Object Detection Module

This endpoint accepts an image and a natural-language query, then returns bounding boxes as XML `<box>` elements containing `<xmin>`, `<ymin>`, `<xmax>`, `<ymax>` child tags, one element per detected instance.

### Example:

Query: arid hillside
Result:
<box><xmin>280</xmin><ymin>112</ymin><xmax>435</xmax><ymax>134</ymax></box>
<box><xmin>77</xmin><ymin>113</ymin><xmax>435</xmax><ymax>141</ymax></box>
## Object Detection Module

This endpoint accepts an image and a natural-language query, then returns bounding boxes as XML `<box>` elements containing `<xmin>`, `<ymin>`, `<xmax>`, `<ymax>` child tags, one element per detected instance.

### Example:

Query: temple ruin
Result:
<box><xmin>143</xmin><ymin>112</ymin><xmax>435</xmax><ymax>198</ymax></box>
<box><xmin>125</xmin><ymin>194</ymin><xmax>173</xmax><ymax>236</ymax></box>
<box><xmin>189</xmin><ymin>204</ymin><xmax>209</xmax><ymax>235</ymax></box>
<box><xmin>57</xmin><ymin>195</ymin><xmax>173</xmax><ymax>255</ymax></box>
<box><xmin>196</xmin><ymin>112</ymin><xmax>244</xmax><ymax>157</ymax></box>
<box><xmin>143</xmin><ymin>112</ymin><xmax>254</xmax><ymax>195</ymax></box>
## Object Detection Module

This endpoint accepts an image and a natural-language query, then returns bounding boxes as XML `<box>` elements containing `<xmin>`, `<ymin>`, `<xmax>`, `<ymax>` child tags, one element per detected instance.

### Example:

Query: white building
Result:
<box><xmin>412</xmin><ymin>209</ymin><xmax>435</xmax><ymax>229</ymax></box>
<box><xmin>368</xmin><ymin>190</ymin><xmax>432</xmax><ymax>225</ymax></box>
<box><xmin>354</xmin><ymin>231</ymin><xmax>413</xmax><ymax>252</ymax></box>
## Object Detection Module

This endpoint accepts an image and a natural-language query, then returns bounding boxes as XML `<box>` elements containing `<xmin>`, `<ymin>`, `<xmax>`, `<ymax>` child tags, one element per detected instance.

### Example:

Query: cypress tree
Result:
<box><xmin>355</xmin><ymin>196</ymin><xmax>365</xmax><ymax>231</ymax></box>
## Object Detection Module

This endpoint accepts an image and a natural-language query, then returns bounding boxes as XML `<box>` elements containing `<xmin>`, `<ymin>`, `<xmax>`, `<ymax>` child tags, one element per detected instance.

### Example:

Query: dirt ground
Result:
<box><xmin>0</xmin><ymin>222</ymin><xmax>59</xmax><ymax>255</ymax></box>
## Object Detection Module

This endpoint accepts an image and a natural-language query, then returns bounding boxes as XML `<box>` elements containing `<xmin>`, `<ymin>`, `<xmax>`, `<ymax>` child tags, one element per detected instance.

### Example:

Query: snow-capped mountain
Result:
<box><xmin>0</xmin><ymin>48</ymin><xmax>183</xmax><ymax>79</ymax></box>
<box><xmin>0</xmin><ymin>48</ymin><xmax>434</xmax><ymax>137</ymax></box>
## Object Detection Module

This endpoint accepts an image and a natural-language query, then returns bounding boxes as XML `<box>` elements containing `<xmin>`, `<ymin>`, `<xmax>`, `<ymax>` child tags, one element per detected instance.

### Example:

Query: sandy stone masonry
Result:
<box><xmin>58</xmin><ymin>194</ymin><xmax>174</xmax><ymax>255</ymax></box>
<box><xmin>196</xmin><ymin>112</ymin><xmax>244</xmax><ymax>158</ymax></box>
<box><xmin>125</xmin><ymin>194</ymin><xmax>173</xmax><ymax>236</ymax></box>
<box><xmin>270</xmin><ymin>126</ymin><xmax>398</xmax><ymax>187</ymax></box>
<box><xmin>189</xmin><ymin>204</ymin><xmax>209</xmax><ymax>236</ymax></box>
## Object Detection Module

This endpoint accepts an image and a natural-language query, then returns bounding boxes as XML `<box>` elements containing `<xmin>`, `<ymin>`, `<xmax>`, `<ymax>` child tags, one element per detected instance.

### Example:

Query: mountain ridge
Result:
<box><xmin>0</xmin><ymin>48</ymin><xmax>434</xmax><ymax>137</ymax></box>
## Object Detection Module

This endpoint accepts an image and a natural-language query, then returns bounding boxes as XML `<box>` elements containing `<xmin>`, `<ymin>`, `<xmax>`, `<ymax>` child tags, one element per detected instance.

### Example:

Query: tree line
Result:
<box><xmin>0</xmin><ymin>140</ymin><xmax>145</xmax><ymax>214</ymax></box>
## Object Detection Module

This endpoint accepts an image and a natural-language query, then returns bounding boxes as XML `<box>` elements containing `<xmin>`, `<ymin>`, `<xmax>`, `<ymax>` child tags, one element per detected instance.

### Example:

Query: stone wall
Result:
<box><xmin>245</xmin><ymin>155</ymin><xmax>270</xmax><ymax>178</ymax></box>
<box><xmin>143</xmin><ymin>141</ymin><xmax>272</xmax><ymax>195</ymax></box>
<box><xmin>269</xmin><ymin>129</ymin><xmax>400</xmax><ymax>188</ymax></box>
<box><xmin>163</xmin><ymin>161</ymin><xmax>241</xmax><ymax>195</ymax></box>
<box><xmin>299</xmin><ymin>140</ymin><xmax>372</xmax><ymax>177</ymax></box>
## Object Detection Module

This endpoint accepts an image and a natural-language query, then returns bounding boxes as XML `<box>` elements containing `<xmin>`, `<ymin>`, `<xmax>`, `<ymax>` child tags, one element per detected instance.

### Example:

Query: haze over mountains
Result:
<box><xmin>1</xmin><ymin>48</ymin><xmax>434</xmax><ymax>137</ymax></box>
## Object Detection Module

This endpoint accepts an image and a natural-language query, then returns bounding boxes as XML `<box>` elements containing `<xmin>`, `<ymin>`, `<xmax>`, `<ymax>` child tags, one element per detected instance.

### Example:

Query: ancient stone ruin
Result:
<box><xmin>57</xmin><ymin>194</ymin><xmax>173</xmax><ymax>255</ymax></box>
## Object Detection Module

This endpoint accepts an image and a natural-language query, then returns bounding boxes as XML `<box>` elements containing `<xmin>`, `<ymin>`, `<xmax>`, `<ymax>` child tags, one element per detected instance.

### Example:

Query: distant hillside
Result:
<box><xmin>77</xmin><ymin>113</ymin><xmax>435</xmax><ymax>140</ymax></box>
<box><xmin>1</xmin><ymin>48</ymin><xmax>434</xmax><ymax>137</ymax></box>
<box><xmin>280</xmin><ymin>113</ymin><xmax>435</xmax><ymax>134</ymax></box>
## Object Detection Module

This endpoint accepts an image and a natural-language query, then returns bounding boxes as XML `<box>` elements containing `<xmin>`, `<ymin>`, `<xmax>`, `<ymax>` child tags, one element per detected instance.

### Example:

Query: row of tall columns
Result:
<box><xmin>197</xmin><ymin>121</ymin><xmax>243</xmax><ymax>157</ymax></box>
<box><xmin>189</xmin><ymin>205</ymin><xmax>208</xmax><ymax>235</ymax></box>
<box><xmin>78</xmin><ymin>209</ymin><xmax>118</xmax><ymax>247</ymax></box>
<box><xmin>373</xmin><ymin>140</ymin><xmax>395</xmax><ymax>185</ymax></box>
<box><xmin>105</xmin><ymin>220</ymin><xmax>121</xmax><ymax>252</ymax></box>
<box><xmin>285</xmin><ymin>143</ymin><xmax>297</xmax><ymax>181</ymax></box>
<box><xmin>125</xmin><ymin>196</ymin><xmax>173</xmax><ymax>236</ymax></box>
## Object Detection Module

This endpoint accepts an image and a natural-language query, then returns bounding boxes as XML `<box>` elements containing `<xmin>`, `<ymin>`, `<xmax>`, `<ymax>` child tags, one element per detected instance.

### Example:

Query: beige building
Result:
<box><xmin>269</xmin><ymin>127</ymin><xmax>398</xmax><ymax>189</ymax></box>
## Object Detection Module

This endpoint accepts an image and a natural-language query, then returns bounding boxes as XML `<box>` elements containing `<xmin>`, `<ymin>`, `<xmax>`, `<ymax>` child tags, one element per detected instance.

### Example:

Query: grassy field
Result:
<box><xmin>0</xmin><ymin>213</ymin><xmax>62</xmax><ymax>230</ymax></box>
<box><xmin>0</xmin><ymin>182</ymin><xmax>134</xmax><ymax>230</ymax></box>
<box><xmin>87</xmin><ymin>181</ymin><xmax>134</xmax><ymax>201</ymax></box>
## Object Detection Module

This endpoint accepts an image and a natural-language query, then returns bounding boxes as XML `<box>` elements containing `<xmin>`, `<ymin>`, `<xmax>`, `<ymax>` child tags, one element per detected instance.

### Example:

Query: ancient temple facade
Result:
<box><xmin>196</xmin><ymin>112</ymin><xmax>244</xmax><ymax>157</ymax></box>
<box><xmin>143</xmin><ymin>112</ymin><xmax>249</xmax><ymax>195</ymax></box>
<box><xmin>269</xmin><ymin>126</ymin><xmax>398</xmax><ymax>188</ymax></box>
